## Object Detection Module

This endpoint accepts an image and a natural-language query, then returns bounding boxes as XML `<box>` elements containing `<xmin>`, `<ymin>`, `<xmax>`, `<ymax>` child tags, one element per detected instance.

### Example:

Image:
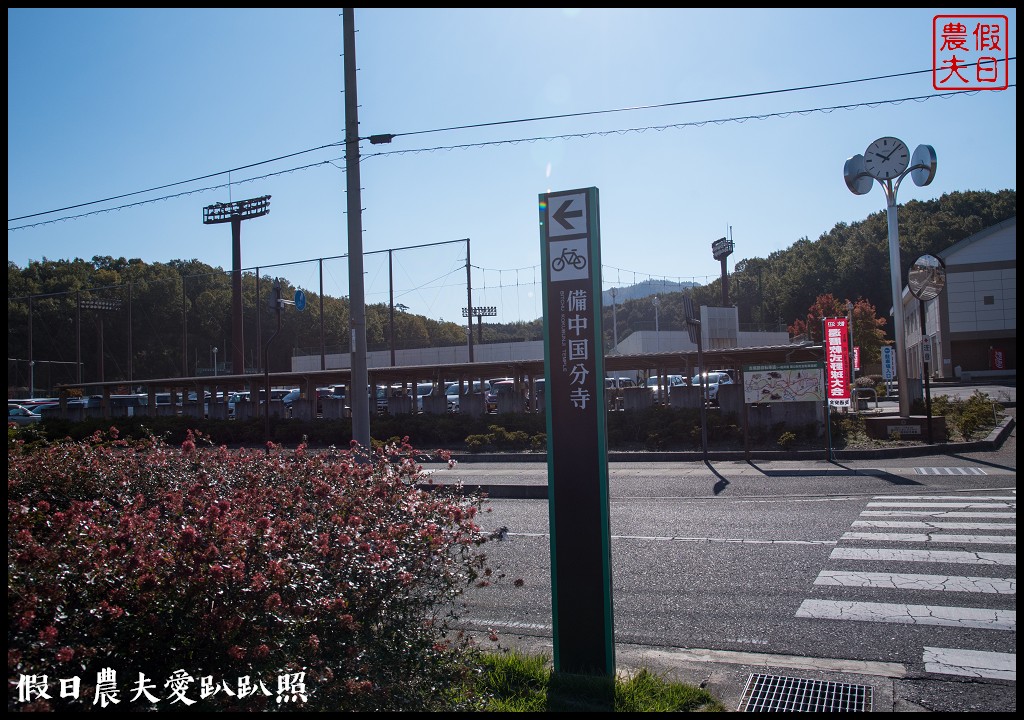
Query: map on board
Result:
<box><xmin>743</xmin><ymin>362</ymin><xmax>825</xmax><ymax>404</ymax></box>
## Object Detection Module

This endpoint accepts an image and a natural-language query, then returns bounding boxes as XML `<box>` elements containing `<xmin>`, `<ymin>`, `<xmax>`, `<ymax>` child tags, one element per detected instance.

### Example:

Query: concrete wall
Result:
<box><xmin>745</xmin><ymin>401</ymin><xmax>824</xmax><ymax>436</ymax></box>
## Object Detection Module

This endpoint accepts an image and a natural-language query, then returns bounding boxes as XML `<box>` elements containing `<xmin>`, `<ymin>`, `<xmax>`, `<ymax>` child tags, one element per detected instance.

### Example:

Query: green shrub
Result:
<box><xmin>924</xmin><ymin>390</ymin><xmax>1003</xmax><ymax>440</ymax></box>
<box><xmin>465</xmin><ymin>433</ymin><xmax>493</xmax><ymax>451</ymax></box>
<box><xmin>776</xmin><ymin>431</ymin><xmax>797</xmax><ymax>450</ymax></box>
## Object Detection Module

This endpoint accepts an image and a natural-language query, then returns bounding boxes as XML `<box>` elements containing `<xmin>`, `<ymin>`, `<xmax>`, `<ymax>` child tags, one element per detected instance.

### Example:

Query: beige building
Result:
<box><xmin>902</xmin><ymin>216</ymin><xmax>1016</xmax><ymax>383</ymax></box>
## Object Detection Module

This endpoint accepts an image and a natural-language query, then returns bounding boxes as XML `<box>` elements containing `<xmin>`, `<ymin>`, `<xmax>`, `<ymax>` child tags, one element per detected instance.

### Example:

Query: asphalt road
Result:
<box><xmin>428</xmin><ymin>405</ymin><xmax>1016</xmax><ymax>712</ymax></box>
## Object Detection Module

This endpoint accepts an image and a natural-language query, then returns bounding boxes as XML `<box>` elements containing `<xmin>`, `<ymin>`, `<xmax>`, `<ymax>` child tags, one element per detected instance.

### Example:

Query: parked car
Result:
<box><xmin>314</xmin><ymin>386</ymin><xmax>343</xmax><ymax>415</ymax></box>
<box><xmin>8</xmin><ymin>403</ymin><xmax>42</xmax><ymax>425</ymax></box>
<box><xmin>691</xmin><ymin>371</ymin><xmax>733</xmax><ymax>405</ymax></box>
<box><xmin>226</xmin><ymin>391</ymin><xmax>249</xmax><ymax>418</ymax></box>
<box><xmin>532</xmin><ymin>378</ymin><xmax>546</xmax><ymax>411</ymax></box>
<box><xmin>444</xmin><ymin>381</ymin><xmax>486</xmax><ymax>413</ymax></box>
<box><xmin>488</xmin><ymin>380</ymin><xmax>523</xmax><ymax>412</ymax></box>
<box><xmin>413</xmin><ymin>382</ymin><xmax>436</xmax><ymax>412</ymax></box>
<box><xmin>9</xmin><ymin>398</ymin><xmax>58</xmax><ymax>416</ymax></box>
<box><xmin>646</xmin><ymin>374</ymin><xmax>687</xmax><ymax>401</ymax></box>
<box><xmin>605</xmin><ymin>376</ymin><xmax>637</xmax><ymax>390</ymax></box>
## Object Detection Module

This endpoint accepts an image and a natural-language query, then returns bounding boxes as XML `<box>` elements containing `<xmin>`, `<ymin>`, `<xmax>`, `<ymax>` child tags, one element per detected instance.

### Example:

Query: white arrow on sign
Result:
<box><xmin>546</xmin><ymin>192</ymin><xmax>587</xmax><ymax>237</ymax></box>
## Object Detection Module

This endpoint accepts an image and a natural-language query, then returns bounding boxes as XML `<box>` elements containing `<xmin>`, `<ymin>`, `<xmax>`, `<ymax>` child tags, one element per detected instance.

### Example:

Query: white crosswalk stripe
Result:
<box><xmin>795</xmin><ymin>599</ymin><xmax>1015</xmax><ymax>630</ymax></box>
<box><xmin>830</xmin><ymin>547</ymin><xmax>1015</xmax><ymax>564</ymax></box>
<box><xmin>852</xmin><ymin>520</ymin><xmax>1016</xmax><ymax>530</ymax></box>
<box><xmin>840</xmin><ymin>531</ymin><xmax>1015</xmax><ymax>544</ymax></box>
<box><xmin>797</xmin><ymin>494</ymin><xmax>1016</xmax><ymax>680</ymax></box>
<box><xmin>813</xmin><ymin>570</ymin><xmax>1015</xmax><ymax>594</ymax></box>
<box><xmin>860</xmin><ymin>510</ymin><xmax>1016</xmax><ymax>518</ymax></box>
<box><xmin>867</xmin><ymin>501</ymin><xmax>1015</xmax><ymax>508</ymax></box>
<box><xmin>923</xmin><ymin>647</ymin><xmax>1016</xmax><ymax>681</ymax></box>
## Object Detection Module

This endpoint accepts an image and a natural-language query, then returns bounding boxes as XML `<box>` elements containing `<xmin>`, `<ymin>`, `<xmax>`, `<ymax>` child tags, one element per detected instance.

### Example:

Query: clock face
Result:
<box><xmin>863</xmin><ymin>136</ymin><xmax>909</xmax><ymax>180</ymax></box>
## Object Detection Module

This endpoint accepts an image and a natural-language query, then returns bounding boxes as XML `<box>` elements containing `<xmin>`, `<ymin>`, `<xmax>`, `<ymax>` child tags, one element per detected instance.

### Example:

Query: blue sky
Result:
<box><xmin>7</xmin><ymin>8</ymin><xmax>1016</xmax><ymax>326</ymax></box>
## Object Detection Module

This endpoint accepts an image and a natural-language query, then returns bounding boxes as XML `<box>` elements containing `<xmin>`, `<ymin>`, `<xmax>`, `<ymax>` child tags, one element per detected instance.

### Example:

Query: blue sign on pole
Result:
<box><xmin>881</xmin><ymin>346</ymin><xmax>895</xmax><ymax>380</ymax></box>
<box><xmin>294</xmin><ymin>290</ymin><xmax>306</xmax><ymax>312</ymax></box>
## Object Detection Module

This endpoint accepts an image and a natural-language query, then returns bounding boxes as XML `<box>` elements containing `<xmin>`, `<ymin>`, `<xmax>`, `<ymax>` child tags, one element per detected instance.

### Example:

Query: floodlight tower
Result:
<box><xmin>463</xmin><ymin>305</ymin><xmax>498</xmax><ymax>343</ymax></box>
<box><xmin>203</xmin><ymin>195</ymin><xmax>271</xmax><ymax>377</ymax></box>
<box><xmin>711</xmin><ymin>234</ymin><xmax>734</xmax><ymax>306</ymax></box>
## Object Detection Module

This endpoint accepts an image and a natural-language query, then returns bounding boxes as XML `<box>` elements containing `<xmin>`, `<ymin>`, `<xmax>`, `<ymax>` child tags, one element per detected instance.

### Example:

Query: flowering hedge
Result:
<box><xmin>8</xmin><ymin>429</ymin><xmax>492</xmax><ymax>711</ymax></box>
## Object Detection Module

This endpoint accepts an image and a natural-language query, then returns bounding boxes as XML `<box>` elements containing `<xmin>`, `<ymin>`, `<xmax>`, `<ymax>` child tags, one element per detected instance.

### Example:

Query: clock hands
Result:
<box><xmin>882</xmin><ymin>145</ymin><xmax>903</xmax><ymax>161</ymax></box>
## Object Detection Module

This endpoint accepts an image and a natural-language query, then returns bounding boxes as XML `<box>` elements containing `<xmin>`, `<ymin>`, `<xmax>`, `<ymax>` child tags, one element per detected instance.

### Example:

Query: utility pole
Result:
<box><xmin>343</xmin><ymin>7</ymin><xmax>371</xmax><ymax>452</ymax></box>
<box><xmin>465</xmin><ymin>239</ymin><xmax>474</xmax><ymax>362</ymax></box>
<box><xmin>389</xmin><ymin>249</ymin><xmax>396</xmax><ymax>366</ymax></box>
<box><xmin>610</xmin><ymin>287</ymin><xmax>618</xmax><ymax>352</ymax></box>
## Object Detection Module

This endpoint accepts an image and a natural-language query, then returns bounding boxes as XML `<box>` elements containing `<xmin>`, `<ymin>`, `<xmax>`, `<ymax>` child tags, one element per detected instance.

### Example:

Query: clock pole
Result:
<box><xmin>844</xmin><ymin>138</ymin><xmax>937</xmax><ymax>419</ymax></box>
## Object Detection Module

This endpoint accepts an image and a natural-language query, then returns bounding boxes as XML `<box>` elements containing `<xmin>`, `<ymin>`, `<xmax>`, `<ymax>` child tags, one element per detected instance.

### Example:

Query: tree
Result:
<box><xmin>788</xmin><ymin>294</ymin><xmax>887</xmax><ymax>364</ymax></box>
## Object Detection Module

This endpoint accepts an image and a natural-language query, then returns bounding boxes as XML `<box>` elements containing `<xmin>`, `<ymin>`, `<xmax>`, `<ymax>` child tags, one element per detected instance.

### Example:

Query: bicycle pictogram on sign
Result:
<box><xmin>551</xmin><ymin>247</ymin><xmax>587</xmax><ymax>272</ymax></box>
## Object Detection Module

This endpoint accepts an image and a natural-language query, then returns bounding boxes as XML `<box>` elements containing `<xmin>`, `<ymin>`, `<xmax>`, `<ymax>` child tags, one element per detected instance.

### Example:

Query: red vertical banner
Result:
<box><xmin>824</xmin><ymin>317</ymin><xmax>850</xmax><ymax>407</ymax></box>
<box><xmin>990</xmin><ymin>347</ymin><xmax>1006</xmax><ymax>370</ymax></box>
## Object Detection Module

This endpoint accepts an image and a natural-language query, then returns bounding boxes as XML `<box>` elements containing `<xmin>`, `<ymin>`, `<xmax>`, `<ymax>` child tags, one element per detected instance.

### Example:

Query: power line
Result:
<box><xmin>8</xmin><ymin>142</ymin><xmax>343</xmax><ymax>223</ymax></box>
<box><xmin>8</xmin><ymin>85</ymin><xmax>1014</xmax><ymax>231</ymax></box>
<box><xmin>8</xmin><ymin>160</ymin><xmax>339</xmax><ymax>231</ymax></box>
<box><xmin>368</xmin><ymin>65</ymin><xmax>950</xmax><ymax>140</ymax></box>
<box><xmin>12</xmin><ymin>61</ymin><xmax>1004</xmax><ymax>224</ymax></box>
<box><xmin>361</xmin><ymin>88</ymin><xmax>1010</xmax><ymax>161</ymax></box>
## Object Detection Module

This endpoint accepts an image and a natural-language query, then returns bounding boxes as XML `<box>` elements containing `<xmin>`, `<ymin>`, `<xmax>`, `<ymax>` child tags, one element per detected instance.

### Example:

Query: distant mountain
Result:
<box><xmin>602</xmin><ymin>278</ymin><xmax>699</xmax><ymax>306</ymax></box>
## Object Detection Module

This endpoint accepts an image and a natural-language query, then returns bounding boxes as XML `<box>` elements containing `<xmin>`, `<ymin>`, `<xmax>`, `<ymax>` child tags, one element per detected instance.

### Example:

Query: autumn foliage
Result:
<box><xmin>8</xmin><ymin>429</ymin><xmax>491</xmax><ymax>711</ymax></box>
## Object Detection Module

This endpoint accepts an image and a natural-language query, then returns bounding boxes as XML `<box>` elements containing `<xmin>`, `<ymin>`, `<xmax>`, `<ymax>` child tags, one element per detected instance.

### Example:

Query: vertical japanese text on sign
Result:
<box><xmin>823</xmin><ymin>317</ymin><xmax>850</xmax><ymax>407</ymax></box>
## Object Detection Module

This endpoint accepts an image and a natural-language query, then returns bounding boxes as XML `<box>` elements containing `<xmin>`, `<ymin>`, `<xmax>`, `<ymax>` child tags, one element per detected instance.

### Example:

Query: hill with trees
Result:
<box><xmin>7</xmin><ymin>188</ymin><xmax>1015</xmax><ymax>391</ymax></box>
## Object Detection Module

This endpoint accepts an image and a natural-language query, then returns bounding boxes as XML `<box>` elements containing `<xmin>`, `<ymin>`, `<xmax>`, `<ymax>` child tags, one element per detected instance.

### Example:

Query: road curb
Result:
<box><xmin>416</xmin><ymin>416</ymin><xmax>1015</xmax><ymax>499</ymax></box>
<box><xmin>446</xmin><ymin>415</ymin><xmax>1015</xmax><ymax>465</ymax></box>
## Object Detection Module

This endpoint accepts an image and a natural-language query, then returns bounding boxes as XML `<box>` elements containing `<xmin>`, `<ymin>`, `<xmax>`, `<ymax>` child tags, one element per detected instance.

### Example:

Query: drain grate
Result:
<box><xmin>737</xmin><ymin>673</ymin><xmax>872</xmax><ymax>712</ymax></box>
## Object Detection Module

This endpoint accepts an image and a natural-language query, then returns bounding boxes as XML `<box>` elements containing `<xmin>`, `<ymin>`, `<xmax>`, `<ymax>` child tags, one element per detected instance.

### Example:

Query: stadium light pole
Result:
<box><xmin>463</xmin><ymin>306</ymin><xmax>497</xmax><ymax>344</ymax></box>
<box><xmin>203</xmin><ymin>195</ymin><xmax>271</xmax><ymax>377</ymax></box>
<box><xmin>81</xmin><ymin>297</ymin><xmax>123</xmax><ymax>383</ymax></box>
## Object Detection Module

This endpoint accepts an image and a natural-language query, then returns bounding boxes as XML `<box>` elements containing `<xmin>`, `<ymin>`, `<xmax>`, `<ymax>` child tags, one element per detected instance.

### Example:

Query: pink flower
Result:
<box><xmin>38</xmin><ymin>626</ymin><xmax>58</xmax><ymax>645</ymax></box>
<box><xmin>264</xmin><ymin>593</ymin><xmax>282</xmax><ymax>611</ymax></box>
<box><xmin>254</xmin><ymin>644</ymin><xmax>270</xmax><ymax>659</ymax></box>
<box><xmin>267</xmin><ymin>560</ymin><xmax>286</xmax><ymax>581</ymax></box>
<box><xmin>177</xmin><ymin>526</ymin><xmax>199</xmax><ymax>549</ymax></box>
<box><xmin>56</xmin><ymin>647</ymin><xmax>75</xmax><ymax>663</ymax></box>
<box><xmin>228</xmin><ymin>645</ymin><xmax>247</xmax><ymax>660</ymax></box>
